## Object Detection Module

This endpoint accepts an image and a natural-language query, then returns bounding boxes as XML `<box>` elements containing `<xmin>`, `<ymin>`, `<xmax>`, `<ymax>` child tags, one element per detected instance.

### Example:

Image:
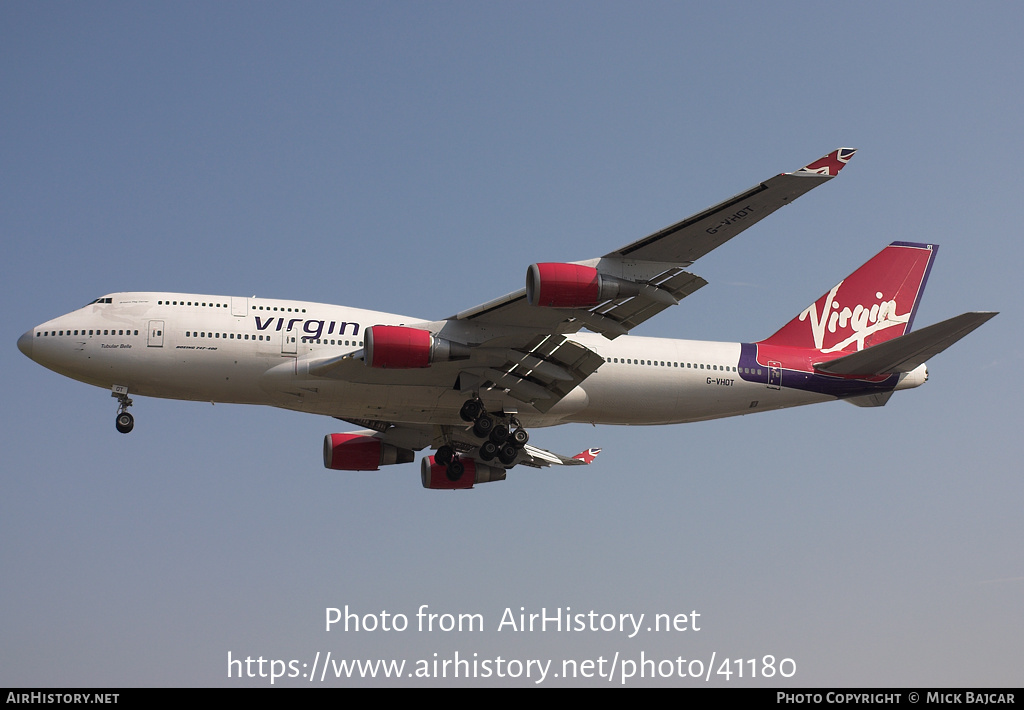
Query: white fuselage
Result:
<box><xmin>20</xmin><ymin>292</ymin><xmax>833</xmax><ymax>429</ymax></box>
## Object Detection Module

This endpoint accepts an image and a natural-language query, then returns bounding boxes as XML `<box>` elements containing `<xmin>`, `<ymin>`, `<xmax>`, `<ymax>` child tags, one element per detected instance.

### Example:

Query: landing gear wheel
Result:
<box><xmin>111</xmin><ymin>386</ymin><xmax>135</xmax><ymax>434</ymax></box>
<box><xmin>488</xmin><ymin>422</ymin><xmax>510</xmax><ymax>444</ymax></box>
<box><xmin>498</xmin><ymin>443</ymin><xmax>518</xmax><ymax>466</ymax></box>
<box><xmin>446</xmin><ymin>458</ymin><xmax>465</xmax><ymax>481</ymax></box>
<box><xmin>510</xmin><ymin>428</ymin><xmax>529</xmax><ymax>448</ymax></box>
<box><xmin>460</xmin><ymin>399</ymin><xmax>483</xmax><ymax>422</ymax></box>
<box><xmin>115</xmin><ymin>412</ymin><xmax>134</xmax><ymax>434</ymax></box>
<box><xmin>479</xmin><ymin>440</ymin><xmax>499</xmax><ymax>461</ymax></box>
<box><xmin>435</xmin><ymin>445</ymin><xmax>456</xmax><ymax>466</ymax></box>
<box><xmin>472</xmin><ymin>416</ymin><xmax>494</xmax><ymax>439</ymax></box>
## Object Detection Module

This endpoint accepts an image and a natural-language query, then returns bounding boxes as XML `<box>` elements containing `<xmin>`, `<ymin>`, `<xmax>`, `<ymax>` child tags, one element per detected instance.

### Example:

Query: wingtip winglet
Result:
<box><xmin>794</xmin><ymin>147</ymin><xmax>857</xmax><ymax>177</ymax></box>
<box><xmin>572</xmin><ymin>447</ymin><xmax>602</xmax><ymax>464</ymax></box>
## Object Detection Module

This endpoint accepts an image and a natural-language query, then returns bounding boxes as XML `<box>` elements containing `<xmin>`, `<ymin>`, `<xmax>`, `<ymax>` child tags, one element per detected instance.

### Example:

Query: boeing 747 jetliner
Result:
<box><xmin>17</xmin><ymin>149</ymin><xmax>996</xmax><ymax>489</ymax></box>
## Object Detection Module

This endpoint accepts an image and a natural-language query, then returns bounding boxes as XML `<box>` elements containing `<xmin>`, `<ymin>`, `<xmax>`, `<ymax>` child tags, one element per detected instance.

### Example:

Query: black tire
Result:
<box><xmin>489</xmin><ymin>423</ymin><xmax>510</xmax><ymax>444</ymax></box>
<box><xmin>498</xmin><ymin>443</ymin><xmax>518</xmax><ymax>466</ymax></box>
<box><xmin>472</xmin><ymin>416</ymin><xmax>494</xmax><ymax>439</ymax></box>
<box><xmin>479</xmin><ymin>441</ymin><xmax>498</xmax><ymax>461</ymax></box>
<box><xmin>460</xmin><ymin>400</ymin><xmax>482</xmax><ymax>422</ymax></box>
<box><xmin>115</xmin><ymin>412</ymin><xmax>134</xmax><ymax>434</ymax></box>
<box><xmin>511</xmin><ymin>428</ymin><xmax>529</xmax><ymax>448</ymax></box>
<box><xmin>435</xmin><ymin>445</ymin><xmax>455</xmax><ymax>466</ymax></box>
<box><xmin>446</xmin><ymin>458</ymin><xmax>464</xmax><ymax>481</ymax></box>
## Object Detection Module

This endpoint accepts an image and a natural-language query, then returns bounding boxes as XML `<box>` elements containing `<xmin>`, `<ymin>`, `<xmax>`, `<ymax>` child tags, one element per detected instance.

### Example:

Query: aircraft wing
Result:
<box><xmin>456</xmin><ymin>332</ymin><xmax>606</xmax><ymax>412</ymax></box>
<box><xmin>453</xmin><ymin>149</ymin><xmax>856</xmax><ymax>340</ymax></box>
<box><xmin>518</xmin><ymin>445</ymin><xmax>602</xmax><ymax>468</ymax></box>
<box><xmin>337</xmin><ymin>421</ymin><xmax>600</xmax><ymax>469</ymax></box>
<box><xmin>311</xmin><ymin>331</ymin><xmax>605</xmax><ymax>413</ymax></box>
<box><xmin>604</xmin><ymin>148</ymin><xmax>857</xmax><ymax>264</ymax></box>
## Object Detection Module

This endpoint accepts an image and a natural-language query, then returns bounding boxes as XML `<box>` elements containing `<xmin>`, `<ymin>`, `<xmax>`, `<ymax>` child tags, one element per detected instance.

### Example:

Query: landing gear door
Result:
<box><xmin>148</xmin><ymin>320</ymin><xmax>165</xmax><ymax>347</ymax></box>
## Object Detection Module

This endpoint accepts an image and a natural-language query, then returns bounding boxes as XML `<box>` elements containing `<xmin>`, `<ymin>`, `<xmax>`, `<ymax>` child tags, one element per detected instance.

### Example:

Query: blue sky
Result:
<box><xmin>2</xmin><ymin>2</ymin><xmax>1020</xmax><ymax>687</ymax></box>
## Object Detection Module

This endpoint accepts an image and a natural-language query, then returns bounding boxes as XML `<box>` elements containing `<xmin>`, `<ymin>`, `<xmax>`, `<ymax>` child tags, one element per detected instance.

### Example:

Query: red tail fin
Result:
<box><xmin>759</xmin><ymin>242</ymin><xmax>937</xmax><ymax>354</ymax></box>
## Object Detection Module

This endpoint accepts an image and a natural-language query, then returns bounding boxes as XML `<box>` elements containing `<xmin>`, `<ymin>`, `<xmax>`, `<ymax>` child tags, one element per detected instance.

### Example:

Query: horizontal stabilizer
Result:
<box><xmin>814</xmin><ymin>312</ymin><xmax>997</xmax><ymax>375</ymax></box>
<box><xmin>844</xmin><ymin>391</ymin><xmax>895</xmax><ymax>408</ymax></box>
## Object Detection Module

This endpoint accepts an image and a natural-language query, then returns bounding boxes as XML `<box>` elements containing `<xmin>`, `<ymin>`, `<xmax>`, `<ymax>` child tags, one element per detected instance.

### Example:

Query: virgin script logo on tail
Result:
<box><xmin>760</xmin><ymin>242</ymin><xmax>934</xmax><ymax>355</ymax></box>
<box><xmin>799</xmin><ymin>281</ymin><xmax>909</xmax><ymax>353</ymax></box>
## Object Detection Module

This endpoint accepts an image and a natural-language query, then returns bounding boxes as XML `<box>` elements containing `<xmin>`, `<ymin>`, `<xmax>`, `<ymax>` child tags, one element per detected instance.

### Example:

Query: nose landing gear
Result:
<box><xmin>111</xmin><ymin>385</ymin><xmax>134</xmax><ymax>434</ymax></box>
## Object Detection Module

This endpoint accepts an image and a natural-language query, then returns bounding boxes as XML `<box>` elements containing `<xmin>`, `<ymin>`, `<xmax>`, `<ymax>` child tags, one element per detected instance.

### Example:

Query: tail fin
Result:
<box><xmin>759</xmin><ymin>242</ymin><xmax>938</xmax><ymax>354</ymax></box>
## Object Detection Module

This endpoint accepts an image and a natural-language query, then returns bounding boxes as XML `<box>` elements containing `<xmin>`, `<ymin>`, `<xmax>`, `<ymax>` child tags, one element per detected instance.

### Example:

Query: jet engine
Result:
<box><xmin>364</xmin><ymin>325</ymin><xmax>469</xmax><ymax>369</ymax></box>
<box><xmin>323</xmin><ymin>433</ymin><xmax>414</xmax><ymax>471</ymax></box>
<box><xmin>525</xmin><ymin>263</ymin><xmax>640</xmax><ymax>308</ymax></box>
<box><xmin>420</xmin><ymin>456</ymin><xmax>507</xmax><ymax>490</ymax></box>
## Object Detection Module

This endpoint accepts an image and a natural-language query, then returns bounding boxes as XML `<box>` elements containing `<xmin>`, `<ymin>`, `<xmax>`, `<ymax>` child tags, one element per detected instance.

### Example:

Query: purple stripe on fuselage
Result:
<box><xmin>737</xmin><ymin>342</ymin><xmax>900</xmax><ymax>398</ymax></box>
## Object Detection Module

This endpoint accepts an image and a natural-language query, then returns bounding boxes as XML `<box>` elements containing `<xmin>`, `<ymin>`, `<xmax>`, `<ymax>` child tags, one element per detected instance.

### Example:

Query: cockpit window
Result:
<box><xmin>85</xmin><ymin>297</ymin><xmax>113</xmax><ymax>306</ymax></box>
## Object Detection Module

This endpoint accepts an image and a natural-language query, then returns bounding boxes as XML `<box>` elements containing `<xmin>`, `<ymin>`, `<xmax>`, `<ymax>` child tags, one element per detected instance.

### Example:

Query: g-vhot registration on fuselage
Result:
<box><xmin>18</xmin><ymin>149</ymin><xmax>997</xmax><ymax>489</ymax></box>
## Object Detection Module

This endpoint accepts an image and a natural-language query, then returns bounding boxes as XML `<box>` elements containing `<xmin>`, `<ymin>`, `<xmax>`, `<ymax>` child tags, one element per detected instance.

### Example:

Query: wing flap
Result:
<box><xmin>464</xmin><ymin>335</ymin><xmax>605</xmax><ymax>412</ymax></box>
<box><xmin>588</xmin><ymin>267</ymin><xmax>708</xmax><ymax>337</ymax></box>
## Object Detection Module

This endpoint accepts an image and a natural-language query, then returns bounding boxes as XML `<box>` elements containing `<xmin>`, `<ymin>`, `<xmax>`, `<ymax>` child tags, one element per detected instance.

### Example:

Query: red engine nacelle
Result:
<box><xmin>323</xmin><ymin>433</ymin><xmax>414</xmax><ymax>471</ymax></box>
<box><xmin>420</xmin><ymin>456</ymin><xmax>507</xmax><ymax>490</ymax></box>
<box><xmin>525</xmin><ymin>263</ymin><xmax>639</xmax><ymax>308</ymax></box>
<box><xmin>364</xmin><ymin>325</ymin><xmax>468</xmax><ymax>369</ymax></box>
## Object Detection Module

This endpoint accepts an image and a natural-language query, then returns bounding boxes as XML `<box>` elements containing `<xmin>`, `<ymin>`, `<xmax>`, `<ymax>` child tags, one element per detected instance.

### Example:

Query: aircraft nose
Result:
<box><xmin>17</xmin><ymin>329</ymin><xmax>33</xmax><ymax>359</ymax></box>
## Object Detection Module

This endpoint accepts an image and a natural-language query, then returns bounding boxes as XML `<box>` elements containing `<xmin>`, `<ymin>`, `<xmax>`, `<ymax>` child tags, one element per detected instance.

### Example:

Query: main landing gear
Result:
<box><xmin>438</xmin><ymin>399</ymin><xmax>530</xmax><ymax>480</ymax></box>
<box><xmin>112</xmin><ymin>385</ymin><xmax>134</xmax><ymax>434</ymax></box>
<box><xmin>434</xmin><ymin>444</ymin><xmax>464</xmax><ymax>481</ymax></box>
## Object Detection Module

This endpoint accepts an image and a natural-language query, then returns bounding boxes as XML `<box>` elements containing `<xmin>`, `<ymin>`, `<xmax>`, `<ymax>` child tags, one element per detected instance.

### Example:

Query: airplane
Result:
<box><xmin>17</xmin><ymin>148</ymin><xmax>997</xmax><ymax>490</ymax></box>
